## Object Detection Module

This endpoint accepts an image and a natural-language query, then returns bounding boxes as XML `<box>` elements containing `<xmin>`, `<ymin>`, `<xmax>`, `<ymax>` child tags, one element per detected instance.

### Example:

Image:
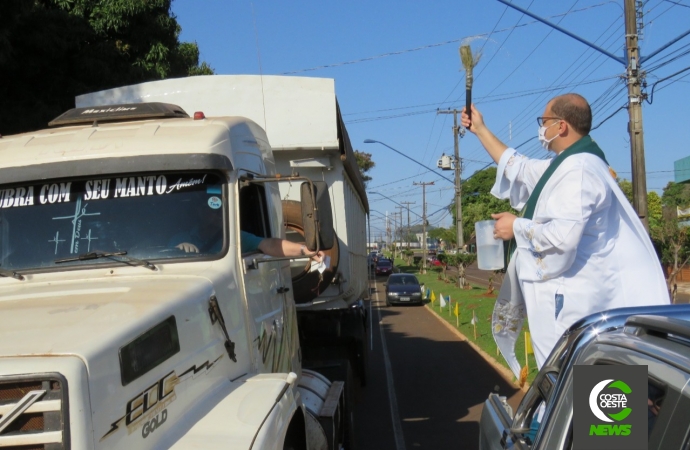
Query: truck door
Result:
<box><xmin>239</xmin><ymin>180</ymin><xmax>298</xmax><ymax>375</ymax></box>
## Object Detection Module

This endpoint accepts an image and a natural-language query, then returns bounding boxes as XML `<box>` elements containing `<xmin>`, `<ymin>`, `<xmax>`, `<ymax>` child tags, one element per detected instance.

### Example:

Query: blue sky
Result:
<box><xmin>171</xmin><ymin>0</ymin><xmax>690</xmax><ymax>237</ymax></box>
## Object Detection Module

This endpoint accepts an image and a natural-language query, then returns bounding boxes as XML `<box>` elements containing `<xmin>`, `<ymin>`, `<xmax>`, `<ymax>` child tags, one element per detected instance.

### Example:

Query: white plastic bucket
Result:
<box><xmin>475</xmin><ymin>220</ymin><xmax>504</xmax><ymax>270</ymax></box>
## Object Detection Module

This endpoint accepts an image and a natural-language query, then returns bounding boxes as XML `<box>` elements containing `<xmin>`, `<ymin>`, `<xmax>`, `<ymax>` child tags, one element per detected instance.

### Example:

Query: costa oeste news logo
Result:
<box><xmin>573</xmin><ymin>365</ymin><xmax>647</xmax><ymax>450</ymax></box>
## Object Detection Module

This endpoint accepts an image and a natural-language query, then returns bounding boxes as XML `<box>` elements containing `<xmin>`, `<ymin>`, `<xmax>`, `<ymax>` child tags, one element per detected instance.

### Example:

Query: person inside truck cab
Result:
<box><xmin>240</xmin><ymin>231</ymin><xmax>325</xmax><ymax>262</ymax></box>
<box><xmin>171</xmin><ymin>196</ymin><xmax>324</xmax><ymax>262</ymax></box>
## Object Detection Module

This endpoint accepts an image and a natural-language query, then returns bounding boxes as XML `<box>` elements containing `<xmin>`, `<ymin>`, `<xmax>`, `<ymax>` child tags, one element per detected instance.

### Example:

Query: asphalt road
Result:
<box><xmin>354</xmin><ymin>273</ymin><xmax>525</xmax><ymax>450</ymax></box>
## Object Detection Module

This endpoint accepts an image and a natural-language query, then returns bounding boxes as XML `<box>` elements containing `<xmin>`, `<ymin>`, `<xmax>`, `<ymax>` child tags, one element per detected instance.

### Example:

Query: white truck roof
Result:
<box><xmin>77</xmin><ymin>75</ymin><xmax>337</xmax><ymax>151</ymax></box>
<box><xmin>76</xmin><ymin>75</ymin><xmax>368</xmax><ymax>212</ymax></box>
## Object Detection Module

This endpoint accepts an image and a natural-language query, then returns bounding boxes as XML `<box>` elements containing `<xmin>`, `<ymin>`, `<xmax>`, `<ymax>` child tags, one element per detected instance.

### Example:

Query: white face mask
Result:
<box><xmin>538</xmin><ymin>121</ymin><xmax>560</xmax><ymax>150</ymax></box>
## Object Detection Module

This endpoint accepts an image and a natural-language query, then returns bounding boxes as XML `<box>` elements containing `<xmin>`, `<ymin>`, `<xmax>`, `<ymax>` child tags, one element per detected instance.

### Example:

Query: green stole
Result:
<box><xmin>504</xmin><ymin>135</ymin><xmax>609</xmax><ymax>265</ymax></box>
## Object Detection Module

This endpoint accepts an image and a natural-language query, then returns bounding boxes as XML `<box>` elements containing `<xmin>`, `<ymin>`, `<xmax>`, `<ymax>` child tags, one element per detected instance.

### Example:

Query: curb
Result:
<box><xmin>423</xmin><ymin>303</ymin><xmax>529</xmax><ymax>393</ymax></box>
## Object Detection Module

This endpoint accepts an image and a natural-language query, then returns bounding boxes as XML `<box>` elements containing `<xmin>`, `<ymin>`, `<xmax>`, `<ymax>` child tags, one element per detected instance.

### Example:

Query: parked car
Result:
<box><xmin>385</xmin><ymin>273</ymin><xmax>423</xmax><ymax>306</ymax></box>
<box><xmin>429</xmin><ymin>258</ymin><xmax>444</xmax><ymax>267</ymax></box>
<box><xmin>375</xmin><ymin>259</ymin><xmax>394</xmax><ymax>276</ymax></box>
<box><xmin>479</xmin><ymin>304</ymin><xmax>690</xmax><ymax>450</ymax></box>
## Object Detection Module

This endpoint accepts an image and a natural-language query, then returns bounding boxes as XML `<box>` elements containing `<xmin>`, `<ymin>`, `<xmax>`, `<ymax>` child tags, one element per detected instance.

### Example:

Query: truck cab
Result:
<box><xmin>0</xmin><ymin>102</ymin><xmax>343</xmax><ymax>449</ymax></box>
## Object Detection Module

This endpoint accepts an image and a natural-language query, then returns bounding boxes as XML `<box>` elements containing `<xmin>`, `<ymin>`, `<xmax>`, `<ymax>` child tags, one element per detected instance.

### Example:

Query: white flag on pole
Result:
<box><xmin>439</xmin><ymin>294</ymin><xmax>447</xmax><ymax>308</ymax></box>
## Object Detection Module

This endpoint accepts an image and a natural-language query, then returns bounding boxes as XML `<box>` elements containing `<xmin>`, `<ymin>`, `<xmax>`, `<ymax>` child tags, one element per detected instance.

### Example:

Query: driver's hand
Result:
<box><xmin>176</xmin><ymin>242</ymin><xmax>199</xmax><ymax>253</ymax></box>
<box><xmin>311</xmin><ymin>251</ymin><xmax>325</xmax><ymax>263</ymax></box>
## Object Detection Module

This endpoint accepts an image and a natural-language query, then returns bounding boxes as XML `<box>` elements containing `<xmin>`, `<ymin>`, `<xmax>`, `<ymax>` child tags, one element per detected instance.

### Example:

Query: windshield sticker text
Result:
<box><xmin>1</xmin><ymin>183</ymin><xmax>71</xmax><ymax>209</ymax></box>
<box><xmin>1</xmin><ymin>186</ymin><xmax>35</xmax><ymax>208</ymax></box>
<box><xmin>39</xmin><ymin>183</ymin><xmax>71</xmax><ymax>204</ymax></box>
<box><xmin>166</xmin><ymin>174</ymin><xmax>208</xmax><ymax>194</ymax></box>
<box><xmin>114</xmin><ymin>176</ymin><xmax>167</xmax><ymax>198</ymax></box>
<box><xmin>83</xmin><ymin>179</ymin><xmax>111</xmax><ymax>200</ymax></box>
<box><xmin>2</xmin><ymin>173</ymin><xmax>216</xmax><ymax>209</ymax></box>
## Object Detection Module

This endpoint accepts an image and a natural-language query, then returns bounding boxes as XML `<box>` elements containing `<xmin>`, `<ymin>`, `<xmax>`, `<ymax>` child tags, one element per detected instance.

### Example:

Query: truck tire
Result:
<box><xmin>282</xmin><ymin>200</ymin><xmax>340</xmax><ymax>303</ymax></box>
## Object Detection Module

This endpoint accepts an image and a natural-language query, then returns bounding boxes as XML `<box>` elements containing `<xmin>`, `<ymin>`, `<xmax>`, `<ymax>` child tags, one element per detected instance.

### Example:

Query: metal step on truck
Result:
<box><xmin>0</xmin><ymin>75</ymin><xmax>368</xmax><ymax>449</ymax></box>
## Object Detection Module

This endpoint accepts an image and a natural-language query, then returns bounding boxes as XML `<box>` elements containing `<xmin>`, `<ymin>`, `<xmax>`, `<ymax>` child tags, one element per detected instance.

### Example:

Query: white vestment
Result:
<box><xmin>492</xmin><ymin>148</ymin><xmax>669</xmax><ymax>368</ymax></box>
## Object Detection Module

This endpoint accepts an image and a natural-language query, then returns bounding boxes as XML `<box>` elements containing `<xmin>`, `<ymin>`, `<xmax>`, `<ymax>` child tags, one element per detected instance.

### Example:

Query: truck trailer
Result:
<box><xmin>0</xmin><ymin>76</ymin><xmax>368</xmax><ymax>449</ymax></box>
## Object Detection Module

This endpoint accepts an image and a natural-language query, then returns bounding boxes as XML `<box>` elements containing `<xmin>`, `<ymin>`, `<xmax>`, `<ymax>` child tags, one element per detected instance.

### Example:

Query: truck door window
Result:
<box><xmin>239</xmin><ymin>183</ymin><xmax>271</xmax><ymax>244</ymax></box>
<box><xmin>0</xmin><ymin>171</ymin><xmax>225</xmax><ymax>271</ymax></box>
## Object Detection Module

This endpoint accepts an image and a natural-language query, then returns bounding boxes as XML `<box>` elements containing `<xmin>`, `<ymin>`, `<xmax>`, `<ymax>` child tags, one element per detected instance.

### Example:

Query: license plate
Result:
<box><xmin>400</xmin><ymin>297</ymin><xmax>410</xmax><ymax>302</ymax></box>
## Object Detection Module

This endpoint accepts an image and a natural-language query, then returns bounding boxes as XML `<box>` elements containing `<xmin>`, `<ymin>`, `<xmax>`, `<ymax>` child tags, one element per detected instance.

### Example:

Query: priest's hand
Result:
<box><xmin>491</xmin><ymin>212</ymin><xmax>516</xmax><ymax>240</ymax></box>
<box><xmin>461</xmin><ymin>104</ymin><xmax>485</xmax><ymax>133</ymax></box>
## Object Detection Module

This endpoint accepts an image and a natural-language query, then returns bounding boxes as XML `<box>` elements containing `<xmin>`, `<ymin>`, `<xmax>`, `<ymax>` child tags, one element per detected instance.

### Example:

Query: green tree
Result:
<box><xmin>428</xmin><ymin>227</ymin><xmax>456</xmax><ymax>248</ymax></box>
<box><xmin>653</xmin><ymin>181</ymin><xmax>690</xmax><ymax>303</ymax></box>
<box><xmin>617</xmin><ymin>178</ymin><xmax>633</xmax><ymax>204</ymax></box>
<box><xmin>440</xmin><ymin>253</ymin><xmax>476</xmax><ymax>288</ymax></box>
<box><xmin>462</xmin><ymin>167</ymin><xmax>499</xmax><ymax>199</ymax></box>
<box><xmin>0</xmin><ymin>0</ymin><xmax>213</xmax><ymax>135</ymax></box>
<box><xmin>453</xmin><ymin>167</ymin><xmax>515</xmax><ymax>245</ymax></box>
<box><xmin>354</xmin><ymin>150</ymin><xmax>375</xmax><ymax>186</ymax></box>
<box><xmin>648</xmin><ymin>191</ymin><xmax>663</xmax><ymax>231</ymax></box>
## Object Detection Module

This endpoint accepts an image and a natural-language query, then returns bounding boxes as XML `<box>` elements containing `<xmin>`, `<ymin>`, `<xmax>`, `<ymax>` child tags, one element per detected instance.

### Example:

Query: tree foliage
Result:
<box><xmin>0</xmin><ymin>0</ymin><xmax>213</xmax><ymax>135</ymax></box>
<box><xmin>428</xmin><ymin>226</ymin><xmax>456</xmax><ymax>246</ymax></box>
<box><xmin>354</xmin><ymin>150</ymin><xmax>375</xmax><ymax>186</ymax></box>
<box><xmin>439</xmin><ymin>252</ymin><xmax>476</xmax><ymax>288</ymax></box>
<box><xmin>458</xmin><ymin>167</ymin><xmax>515</xmax><ymax>244</ymax></box>
<box><xmin>650</xmin><ymin>181</ymin><xmax>690</xmax><ymax>303</ymax></box>
<box><xmin>617</xmin><ymin>179</ymin><xmax>633</xmax><ymax>204</ymax></box>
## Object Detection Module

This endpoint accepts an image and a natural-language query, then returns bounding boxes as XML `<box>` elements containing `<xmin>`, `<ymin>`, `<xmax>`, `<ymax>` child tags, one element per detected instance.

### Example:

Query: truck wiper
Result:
<box><xmin>0</xmin><ymin>267</ymin><xmax>25</xmax><ymax>281</ymax></box>
<box><xmin>54</xmin><ymin>251</ymin><xmax>157</xmax><ymax>271</ymax></box>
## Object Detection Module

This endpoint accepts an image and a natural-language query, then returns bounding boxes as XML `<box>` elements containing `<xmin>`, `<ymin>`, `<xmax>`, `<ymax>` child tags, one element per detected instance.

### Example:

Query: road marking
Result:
<box><xmin>375</xmin><ymin>281</ymin><xmax>407</xmax><ymax>450</ymax></box>
<box><xmin>370</xmin><ymin>269</ymin><xmax>374</xmax><ymax>351</ymax></box>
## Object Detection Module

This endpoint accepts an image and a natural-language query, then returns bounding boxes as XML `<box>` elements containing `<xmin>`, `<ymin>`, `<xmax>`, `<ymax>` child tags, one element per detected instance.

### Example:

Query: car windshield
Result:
<box><xmin>0</xmin><ymin>171</ymin><xmax>225</xmax><ymax>271</ymax></box>
<box><xmin>377</xmin><ymin>260</ymin><xmax>392</xmax><ymax>267</ymax></box>
<box><xmin>388</xmin><ymin>275</ymin><xmax>418</xmax><ymax>286</ymax></box>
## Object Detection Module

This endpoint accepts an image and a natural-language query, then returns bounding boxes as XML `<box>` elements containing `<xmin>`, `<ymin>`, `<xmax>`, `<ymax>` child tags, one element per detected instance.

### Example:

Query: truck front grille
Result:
<box><xmin>0</xmin><ymin>375</ymin><xmax>68</xmax><ymax>450</ymax></box>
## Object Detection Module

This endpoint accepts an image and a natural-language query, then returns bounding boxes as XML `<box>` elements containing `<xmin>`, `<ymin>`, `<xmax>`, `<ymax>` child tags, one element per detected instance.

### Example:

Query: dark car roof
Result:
<box><xmin>387</xmin><ymin>274</ymin><xmax>419</xmax><ymax>284</ymax></box>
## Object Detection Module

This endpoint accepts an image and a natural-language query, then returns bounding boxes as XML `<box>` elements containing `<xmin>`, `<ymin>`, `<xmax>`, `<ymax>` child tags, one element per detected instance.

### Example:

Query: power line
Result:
<box><xmin>278</xmin><ymin>3</ymin><xmax>614</xmax><ymax>75</ymax></box>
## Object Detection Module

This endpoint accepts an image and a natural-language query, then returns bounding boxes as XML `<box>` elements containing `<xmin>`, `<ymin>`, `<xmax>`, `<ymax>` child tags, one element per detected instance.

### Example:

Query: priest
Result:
<box><xmin>461</xmin><ymin>93</ymin><xmax>670</xmax><ymax>372</ymax></box>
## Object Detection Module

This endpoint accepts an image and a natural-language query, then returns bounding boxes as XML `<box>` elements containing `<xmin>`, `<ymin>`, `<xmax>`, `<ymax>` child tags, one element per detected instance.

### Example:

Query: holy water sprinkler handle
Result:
<box><xmin>466</xmin><ymin>88</ymin><xmax>472</xmax><ymax>126</ymax></box>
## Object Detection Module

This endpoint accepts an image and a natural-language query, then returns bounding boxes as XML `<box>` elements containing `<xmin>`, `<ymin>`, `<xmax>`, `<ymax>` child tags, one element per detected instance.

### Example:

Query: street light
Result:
<box><xmin>363</xmin><ymin>139</ymin><xmax>454</xmax><ymax>184</ymax></box>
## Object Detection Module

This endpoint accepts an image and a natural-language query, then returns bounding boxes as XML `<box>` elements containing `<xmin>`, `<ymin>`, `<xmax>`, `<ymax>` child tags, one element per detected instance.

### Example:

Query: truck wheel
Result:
<box><xmin>282</xmin><ymin>200</ymin><xmax>340</xmax><ymax>303</ymax></box>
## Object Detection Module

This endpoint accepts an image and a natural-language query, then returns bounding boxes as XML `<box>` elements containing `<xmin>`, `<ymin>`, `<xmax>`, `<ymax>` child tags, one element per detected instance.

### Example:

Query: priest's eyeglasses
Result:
<box><xmin>537</xmin><ymin>116</ymin><xmax>563</xmax><ymax>127</ymax></box>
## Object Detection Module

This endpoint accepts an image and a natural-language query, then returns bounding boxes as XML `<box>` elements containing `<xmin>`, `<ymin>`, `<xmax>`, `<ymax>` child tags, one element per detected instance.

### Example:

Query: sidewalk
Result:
<box><xmin>674</xmin><ymin>282</ymin><xmax>690</xmax><ymax>304</ymax></box>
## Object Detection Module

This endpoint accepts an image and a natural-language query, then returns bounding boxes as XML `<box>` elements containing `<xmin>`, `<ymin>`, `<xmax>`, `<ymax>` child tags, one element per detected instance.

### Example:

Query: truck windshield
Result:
<box><xmin>0</xmin><ymin>171</ymin><xmax>225</xmax><ymax>271</ymax></box>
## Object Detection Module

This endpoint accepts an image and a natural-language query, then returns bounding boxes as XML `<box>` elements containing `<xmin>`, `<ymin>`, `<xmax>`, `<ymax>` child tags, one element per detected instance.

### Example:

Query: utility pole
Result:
<box><xmin>395</xmin><ymin>206</ymin><xmax>404</xmax><ymax>255</ymax></box>
<box><xmin>386</xmin><ymin>212</ymin><xmax>390</xmax><ymax>251</ymax></box>
<box><xmin>391</xmin><ymin>212</ymin><xmax>400</xmax><ymax>261</ymax></box>
<box><xmin>414</xmin><ymin>181</ymin><xmax>434</xmax><ymax>274</ymax></box>
<box><xmin>437</xmin><ymin>109</ymin><xmax>465</xmax><ymax>249</ymax></box>
<box><xmin>625</xmin><ymin>0</ymin><xmax>649</xmax><ymax>230</ymax></box>
<box><xmin>401</xmin><ymin>201</ymin><xmax>415</xmax><ymax>250</ymax></box>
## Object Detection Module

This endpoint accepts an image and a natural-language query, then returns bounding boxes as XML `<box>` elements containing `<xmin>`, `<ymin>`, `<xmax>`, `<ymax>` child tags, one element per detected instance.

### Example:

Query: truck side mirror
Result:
<box><xmin>300</xmin><ymin>181</ymin><xmax>334</xmax><ymax>251</ymax></box>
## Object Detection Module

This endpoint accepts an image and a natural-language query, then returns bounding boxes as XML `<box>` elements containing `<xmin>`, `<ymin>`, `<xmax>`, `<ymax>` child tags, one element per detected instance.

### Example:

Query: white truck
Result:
<box><xmin>0</xmin><ymin>76</ymin><xmax>368</xmax><ymax>449</ymax></box>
